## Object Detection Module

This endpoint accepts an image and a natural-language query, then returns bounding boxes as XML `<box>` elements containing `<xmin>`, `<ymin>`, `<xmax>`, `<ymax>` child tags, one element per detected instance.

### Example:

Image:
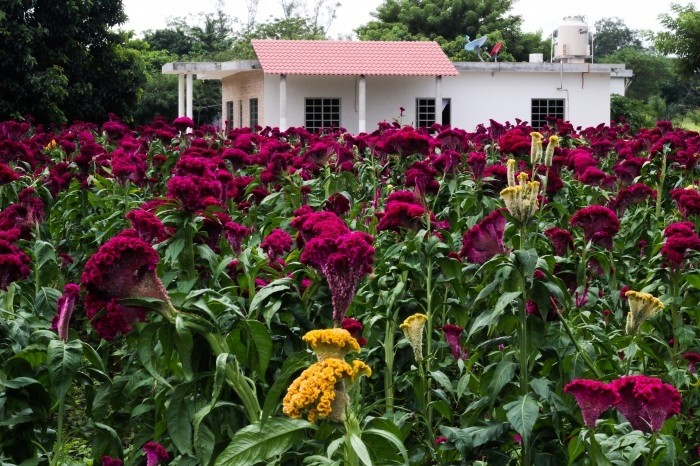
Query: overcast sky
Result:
<box><xmin>121</xmin><ymin>0</ymin><xmax>694</xmax><ymax>38</ymax></box>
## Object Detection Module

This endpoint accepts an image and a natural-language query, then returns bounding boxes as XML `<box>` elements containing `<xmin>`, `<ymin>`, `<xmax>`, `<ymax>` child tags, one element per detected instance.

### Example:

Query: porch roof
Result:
<box><xmin>250</xmin><ymin>39</ymin><xmax>459</xmax><ymax>76</ymax></box>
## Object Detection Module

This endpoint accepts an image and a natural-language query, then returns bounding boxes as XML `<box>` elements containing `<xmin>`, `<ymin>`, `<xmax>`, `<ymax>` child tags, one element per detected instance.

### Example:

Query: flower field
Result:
<box><xmin>1</xmin><ymin>114</ymin><xmax>700</xmax><ymax>465</ymax></box>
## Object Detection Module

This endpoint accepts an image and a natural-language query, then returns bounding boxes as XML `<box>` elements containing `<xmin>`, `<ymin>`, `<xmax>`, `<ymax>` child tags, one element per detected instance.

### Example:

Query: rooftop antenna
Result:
<box><xmin>490</xmin><ymin>41</ymin><xmax>503</xmax><ymax>62</ymax></box>
<box><xmin>464</xmin><ymin>35</ymin><xmax>489</xmax><ymax>60</ymax></box>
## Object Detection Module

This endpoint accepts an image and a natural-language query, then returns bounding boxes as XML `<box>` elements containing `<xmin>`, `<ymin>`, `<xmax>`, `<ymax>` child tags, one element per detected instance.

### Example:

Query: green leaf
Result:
<box><xmin>504</xmin><ymin>394</ymin><xmax>539</xmax><ymax>443</ymax></box>
<box><xmin>243</xmin><ymin>320</ymin><xmax>273</xmax><ymax>380</ymax></box>
<box><xmin>175</xmin><ymin>316</ymin><xmax>194</xmax><ymax>380</ymax></box>
<box><xmin>439</xmin><ymin>422</ymin><xmax>507</xmax><ymax>451</ymax></box>
<box><xmin>261</xmin><ymin>352</ymin><xmax>312</xmax><ymax>421</ymax></box>
<box><xmin>485</xmin><ymin>360</ymin><xmax>517</xmax><ymax>399</ymax></box>
<box><xmin>167</xmin><ymin>382</ymin><xmax>194</xmax><ymax>455</ymax></box>
<box><xmin>513</xmin><ymin>249</ymin><xmax>538</xmax><ymax>281</ymax></box>
<box><xmin>363</xmin><ymin>428</ymin><xmax>409</xmax><ymax>465</ymax></box>
<box><xmin>468</xmin><ymin>291</ymin><xmax>520</xmax><ymax>337</ymax></box>
<box><xmin>349</xmin><ymin>433</ymin><xmax>373</xmax><ymax>466</ymax></box>
<box><xmin>0</xmin><ymin>377</ymin><xmax>41</xmax><ymax>389</ymax></box>
<box><xmin>248</xmin><ymin>281</ymin><xmax>292</xmax><ymax>323</ymax></box>
<box><xmin>430</xmin><ymin>370</ymin><xmax>454</xmax><ymax>395</ymax></box>
<box><xmin>47</xmin><ymin>340</ymin><xmax>82</xmax><ymax>401</ymax></box>
<box><xmin>137</xmin><ymin>323</ymin><xmax>172</xmax><ymax>389</ymax></box>
<box><xmin>214</xmin><ymin>418</ymin><xmax>315</xmax><ymax>466</ymax></box>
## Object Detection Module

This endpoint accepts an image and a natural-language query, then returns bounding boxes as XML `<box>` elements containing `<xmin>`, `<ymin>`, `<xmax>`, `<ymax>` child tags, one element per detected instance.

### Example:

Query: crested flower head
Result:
<box><xmin>51</xmin><ymin>283</ymin><xmax>80</xmax><ymax>342</ymax></box>
<box><xmin>142</xmin><ymin>441</ymin><xmax>169</xmax><ymax>466</ymax></box>
<box><xmin>612</xmin><ymin>375</ymin><xmax>681</xmax><ymax>433</ymax></box>
<box><xmin>544</xmin><ymin>135</ymin><xmax>559</xmax><ymax>166</ymax></box>
<box><xmin>260</xmin><ymin>228</ymin><xmax>293</xmax><ymax>262</ymax></box>
<box><xmin>500</xmin><ymin>169</ymin><xmax>540</xmax><ymax>223</ymax></box>
<box><xmin>564</xmin><ymin>379</ymin><xmax>620</xmax><ymax>429</ymax></box>
<box><xmin>0</xmin><ymin>239</ymin><xmax>31</xmax><ymax>290</ymax></box>
<box><xmin>303</xmin><ymin>328</ymin><xmax>360</xmax><ymax>361</ymax></box>
<box><xmin>570</xmin><ymin>205</ymin><xmax>620</xmax><ymax>250</ymax></box>
<box><xmin>282</xmin><ymin>358</ymin><xmax>371</xmax><ymax>422</ymax></box>
<box><xmin>460</xmin><ymin>209</ymin><xmax>507</xmax><ymax>264</ymax></box>
<box><xmin>400</xmin><ymin>313</ymin><xmax>428</xmax><ymax>362</ymax></box>
<box><xmin>442</xmin><ymin>323</ymin><xmax>467</xmax><ymax>360</ymax></box>
<box><xmin>625</xmin><ymin>290</ymin><xmax>664</xmax><ymax>335</ymax></box>
<box><xmin>101</xmin><ymin>456</ymin><xmax>123</xmax><ymax>466</ymax></box>
<box><xmin>341</xmin><ymin>317</ymin><xmax>366</xmax><ymax>346</ymax></box>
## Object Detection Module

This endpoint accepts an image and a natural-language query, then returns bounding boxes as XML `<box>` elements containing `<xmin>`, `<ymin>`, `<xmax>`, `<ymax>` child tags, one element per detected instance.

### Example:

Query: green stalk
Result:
<box><xmin>655</xmin><ymin>150</ymin><xmax>667</xmax><ymax>218</ymax></box>
<box><xmin>516</xmin><ymin>224</ymin><xmax>531</xmax><ymax>466</ymax></box>
<box><xmin>425</xmin><ymin>248</ymin><xmax>434</xmax><ymax>431</ymax></box>
<box><xmin>50</xmin><ymin>399</ymin><xmax>65</xmax><ymax>466</ymax></box>
<box><xmin>645</xmin><ymin>432</ymin><xmax>658</xmax><ymax>466</ymax></box>
<box><xmin>344</xmin><ymin>411</ymin><xmax>361</xmax><ymax>466</ymax></box>
<box><xmin>669</xmin><ymin>270</ymin><xmax>681</xmax><ymax>365</ymax></box>
<box><xmin>182</xmin><ymin>216</ymin><xmax>196</xmax><ymax>281</ymax></box>
<box><xmin>558</xmin><ymin>312</ymin><xmax>605</xmax><ymax>379</ymax></box>
<box><xmin>384</xmin><ymin>314</ymin><xmax>396</xmax><ymax>414</ymax></box>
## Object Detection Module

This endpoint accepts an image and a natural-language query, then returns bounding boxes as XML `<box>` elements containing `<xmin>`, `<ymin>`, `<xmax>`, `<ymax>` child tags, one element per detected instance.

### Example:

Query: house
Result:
<box><xmin>162</xmin><ymin>39</ymin><xmax>633</xmax><ymax>132</ymax></box>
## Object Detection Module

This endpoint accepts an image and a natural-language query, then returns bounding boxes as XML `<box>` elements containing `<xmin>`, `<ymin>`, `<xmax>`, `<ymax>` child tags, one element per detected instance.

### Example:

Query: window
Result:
<box><xmin>238</xmin><ymin>100</ymin><xmax>243</xmax><ymax>128</ymax></box>
<box><xmin>249</xmin><ymin>98</ymin><xmax>259</xmax><ymax>128</ymax></box>
<box><xmin>416</xmin><ymin>98</ymin><xmax>435</xmax><ymax>128</ymax></box>
<box><xmin>531</xmin><ymin>99</ymin><xmax>565</xmax><ymax>129</ymax></box>
<box><xmin>225</xmin><ymin>101</ymin><xmax>234</xmax><ymax>130</ymax></box>
<box><xmin>305</xmin><ymin>98</ymin><xmax>340</xmax><ymax>133</ymax></box>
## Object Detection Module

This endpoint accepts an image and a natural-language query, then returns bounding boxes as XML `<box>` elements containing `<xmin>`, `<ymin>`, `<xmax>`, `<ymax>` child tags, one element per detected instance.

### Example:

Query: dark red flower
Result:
<box><xmin>0</xmin><ymin>239</ymin><xmax>31</xmax><ymax>290</ymax></box>
<box><xmin>442</xmin><ymin>323</ymin><xmax>467</xmax><ymax>360</ymax></box>
<box><xmin>684</xmin><ymin>352</ymin><xmax>700</xmax><ymax>373</ymax></box>
<box><xmin>126</xmin><ymin>209</ymin><xmax>169</xmax><ymax>244</ymax></box>
<box><xmin>460</xmin><ymin>209</ymin><xmax>506</xmax><ymax>264</ymax></box>
<box><xmin>467</xmin><ymin>152</ymin><xmax>486</xmax><ymax>180</ymax></box>
<box><xmin>612</xmin><ymin>375</ymin><xmax>681</xmax><ymax>433</ymax></box>
<box><xmin>261</xmin><ymin>228</ymin><xmax>293</xmax><ymax>262</ymax></box>
<box><xmin>50</xmin><ymin>283</ymin><xmax>80</xmax><ymax>342</ymax></box>
<box><xmin>564</xmin><ymin>379</ymin><xmax>620</xmax><ymax>429</ymax></box>
<box><xmin>172</xmin><ymin>116</ymin><xmax>194</xmax><ymax>131</ymax></box>
<box><xmin>143</xmin><ymin>441</ymin><xmax>169</xmax><ymax>466</ymax></box>
<box><xmin>102</xmin><ymin>456</ymin><xmax>123</xmax><ymax>466</ymax></box>
<box><xmin>323</xmin><ymin>193</ymin><xmax>351</xmax><ymax>216</ymax></box>
<box><xmin>611</xmin><ymin>183</ymin><xmax>655</xmax><ymax>214</ymax></box>
<box><xmin>341</xmin><ymin>317</ymin><xmax>366</xmax><ymax>346</ymax></box>
<box><xmin>661</xmin><ymin>222</ymin><xmax>700</xmax><ymax>269</ymax></box>
<box><xmin>405</xmin><ymin>160</ymin><xmax>439</xmax><ymax>196</ymax></box>
<box><xmin>0</xmin><ymin>162</ymin><xmax>19</xmax><ymax>185</ymax></box>
<box><xmin>544</xmin><ymin>227</ymin><xmax>573</xmax><ymax>256</ymax></box>
<box><xmin>671</xmin><ymin>188</ymin><xmax>700</xmax><ymax>218</ymax></box>
<box><xmin>570</xmin><ymin>205</ymin><xmax>620</xmax><ymax>250</ymax></box>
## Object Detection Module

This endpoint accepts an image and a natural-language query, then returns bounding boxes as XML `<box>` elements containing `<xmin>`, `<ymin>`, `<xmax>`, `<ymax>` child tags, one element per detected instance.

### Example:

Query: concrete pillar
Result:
<box><xmin>435</xmin><ymin>75</ymin><xmax>442</xmax><ymax>126</ymax></box>
<box><xmin>358</xmin><ymin>75</ymin><xmax>366</xmax><ymax>133</ymax></box>
<box><xmin>178</xmin><ymin>74</ymin><xmax>185</xmax><ymax>117</ymax></box>
<box><xmin>186</xmin><ymin>73</ymin><xmax>193</xmax><ymax>120</ymax></box>
<box><xmin>279</xmin><ymin>74</ymin><xmax>287</xmax><ymax>130</ymax></box>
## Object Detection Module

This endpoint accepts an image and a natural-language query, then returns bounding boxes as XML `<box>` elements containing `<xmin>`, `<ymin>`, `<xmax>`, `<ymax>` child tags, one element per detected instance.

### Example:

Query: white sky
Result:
<box><xmin>122</xmin><ymin>0</ymin><xmax>696</xmax><ymax>38</ymax></box>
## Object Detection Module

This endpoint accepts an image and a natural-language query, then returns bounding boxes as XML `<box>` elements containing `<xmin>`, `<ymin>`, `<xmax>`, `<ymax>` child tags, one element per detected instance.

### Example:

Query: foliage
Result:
<box><xmin>0</xmin><ymin>1</ymin><xmax>147</xmax><ymax>125</ymax></box>
<box><xmin>656</xmin><ymin>3</ymin><xmax>700</xmax><ymax>76</ymax></box>
<box><xmin>592</xmin><ymin>17</ymin><xmax>643</xmax><ymax>58</ymax></box>
<box><xmin>600</xmin><ymin>48</ymin><xmax>674</xmax><ymax>102</ymax></box>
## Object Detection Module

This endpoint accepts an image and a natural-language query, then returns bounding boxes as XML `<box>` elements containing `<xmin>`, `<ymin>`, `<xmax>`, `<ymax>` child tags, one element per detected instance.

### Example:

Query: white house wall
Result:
<box><xmin>261</xmin><ymin>71</ymin><xmax>615</xmax><ymax>133</ymax></box>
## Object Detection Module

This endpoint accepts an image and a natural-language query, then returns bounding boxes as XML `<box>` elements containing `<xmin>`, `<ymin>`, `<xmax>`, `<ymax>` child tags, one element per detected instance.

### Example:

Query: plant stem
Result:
<box><xmin>50</xmin><ymin>399</ymin><xmax>65</xmax><ymax>466</ymax></box>
<box><xmin>645</xmin><ymin>432</ymin><xmax>658</xmax><ymax>466</ymax></box>
<box><xmin>656</xmin><ymin>149</ymin><xmax>667</xmax><ymax>218</ymax></box>
<box><xmin>424</xmin><ymin>246</ymin><xmax>434</xmax><ymax>431</ymax></box>
<box><xmin>344</xmin><ymin>411</ymin><xmax>361</xmax><ymax>466</ymax></box>
<box><xmin>669</xmin><ymin>270</ymin><xmax>681</xmax><ymax>365</ymax></box>
<box><xmin>558</xmin><ymin>313</ymin><xmax>605</xmax><ymax>379</ymax></box>
<box><xmin>384</xmin><ymin>313</ymin><xmax>395</xmax><ymax>414</ymax></box>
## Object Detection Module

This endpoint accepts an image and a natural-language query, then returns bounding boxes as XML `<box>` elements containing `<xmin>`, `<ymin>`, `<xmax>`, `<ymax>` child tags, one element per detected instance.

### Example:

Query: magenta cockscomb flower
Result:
<box><xmin>570</xmin><ymin>205</ymin><xmax>620</xmax><ymax>250</ymax></box>
<box><xmin>0</xmin><ymin>162</ymin><xmax>19</xmax><ymax>185</ymax></box>
<box><xmin>172</xmin><ymin>116</ymin><xmax>194</xmax><ymax>132</ymax></box>
<box><xmin>544</xmin><ymin>227</ymin><xmax>573</xmax><ymax>257</ymax></box>
<box><xmin>101</xmin><ymin>456</ymin><xmax>123</xmax><ymax>466</ymax></box>
<box><xmin>377</xmin><ymin>198</ymin><xmax>425</xmax><ymax>232</ymax></box>
<box><xmin>300</xmin><ymin>230</ymin><xmax>374</xmax><ymax>324</ymax></box>
<box><xmin>460</xmin><ymin>209</ymin><xmax>507</xmax><ymax>264</ymax></box>
<box><xmin>661</xmin><ymin>222</ymin><xmax>700</xmax><ymax>269</ymax></box>
<box><xmin>564</xmin><ymin>379</ymin><xmax>620</xmax><ymax>429</ymax></box>
<box><xmin>610</xmin><ymin>183</ymin><xmax>655</xmax><ymax>214</ymax></box>
<box><xmin>324</xmin><ymin>193</ymin><xmax>351</xmax><ymax>216</ymax></box>
<box><xmin>0</xmin><ymin>239</ymin><xmax>31</xmax><ymax>290</ymax></box>
<box><xmin>50</xmin><ymin>283</ymin><xmax>80</xmax><ymax>342</ymax></box>
<box><xmin>81</xmin><ymin>230</ymin><xmax>170</xmax><ymax>340</ymax></box>
<box><xmin>224</xmin><ymin>221</ymin><xmax>250</xmax><ymax>254</ymax></box>
<box><xmin>671</xmin><ymin>188</ymin><xmax>700</xmax><ymax>218</ymax></box>
<box><xmin>143</xmin><ymin>441</ymin><xmax>169</xmax><ymax>466</ymax></box>
<box><xmin>405</xmin><ymin>160</ymin><xmax>439</xmax><ymax>196</ymax></box>
<box><xmin>442</xmin><ymin>324</ymin><xmax>467</xmax><ymax>360</ymax></box>
<box><xmin>341</xmin><ymin>317</ymin><xmax>367</xmax><ymax>346</ymax></box>
<box><xmin>126</xmin><ymin>209</ymin><xmax>170</xmax><ymax>244</ymax></box>
<box><xmin>612</xmin><ymin>375</ymin><xmax>681</xmax><ymax>433</ymax></box>
<box><xmin>291</xmin><ymin>210</ymin><xmax>350</xmax><ymax>245</ymax></box>
<box><xmin>261</xmin><ymin>228</ymin><xmax>293</xmax><ymax>262</ymax></box>
<box><xmin>467</xmin><ymin>152</ymin><xmax>486</xmax><ymax>180</ymax></box>
<box><xmin>683</xmin><ymin>352</ymin><xmax>700</xmax><ymax>373</ymax></box>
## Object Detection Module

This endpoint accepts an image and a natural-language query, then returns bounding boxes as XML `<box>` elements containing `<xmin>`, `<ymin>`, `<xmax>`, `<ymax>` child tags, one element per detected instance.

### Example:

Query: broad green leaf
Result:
<box><xmin>248</xmin><ymin>282</ymin><xmax>292</xmax><ymax>322</ymax></box>
<box><xmin>363</xmin><ymin>428</ymin><xmax>409</xmax><ymax>465</ymax></box>
<box><xmin>243</xmin><ymin>320</ymin><xmax>273</xmax><ymax>379</ymax></box>
<box><xmin>47</xmin><ymin>340</ymin><xmax>82</xmax><ymax>401</ymax></box>
<box><xmin>137</xmin><ymin>323</ymin><xmax>172</xmax><ymax>389</ymax></box>
<box><xmin>485</xmin><ymin>360</ymin><xmax>517</xmax><ymax>399</ymax></box>
<box><xmin>513</xmin><ymin>249</ymin><xmax>538</xmax><ymax>281</ymax></box>
<box><xmin>468</xmin><ymin>291</ymin><xmax>520</xmax><ymax>337</ymax></box>
<box><xmin>0</xmin><ymin>377</ymin><xmax>41</xmax><ymax>389</ymax></box>
<box><xmin>175</xmin><ymin>316</ymin><xmax>194</xmax><ymax>380</ymax></box>
<box><xmin>167</xmin><ymin>382</ymin><xmax>194</xmax><ymax>454</ymax></box>
<box><xmin>430</xmin><ymin>370</ymin><xmax>454</xmax><ymax>395</ymax></box>
<box><xmin>504</xmin><ymin>394</ymin><xmax>538</xmax><ymax>443</ymax></box>
<box><xmin>439</xmin><ymin>422</ymin><xmax>507</xmax><ymax>450</ymax></box>
<box><xmin>349</xmin><ymin>433</ymin><xmax>373</xmax><ymax>466</ymax></box>
<box><xmin>214</xmin><ymin>418</ymin><xmax>315</xmax><ymax>466</ymax></box>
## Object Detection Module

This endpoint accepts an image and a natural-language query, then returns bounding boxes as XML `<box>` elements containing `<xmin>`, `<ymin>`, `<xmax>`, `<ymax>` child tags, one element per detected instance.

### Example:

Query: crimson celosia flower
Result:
<box><xmin>81</xmin><ymin>230</ymin><xmax>169</xmax><ymax>340</ymax></box>
<box><xmin>544</xmin><ymin>227</ymin><xmax>573</xmax><ymax>256</ymax></box>
<box><xmin>172</xmin><ymin>116</ymin><xmax>194</xmax><ymax>131</ymax></box>
<box><xmin>261</xmin><ymin>228</ymin><xmax>293</xmax><ymax>262</ymax></box>
<box><xmin>442</xmin><ymin>324</ymin><xmax>467</xmax><ymax>360</ymax></box>
<box><xmin>324</xmin><ymin>193</ymin><xmax>351</xmax><ymax>216</ymax></box>
<box><xmin>0</xmin><ymin>239</ymin><xmax>31</xmax><ymax>290</ymax></box>
<box><xmin>570</xmin><ymin>205</ymin><xmax>620</xmax><ymax>250</ymax></box>
<box><xmin>102</xmin><ymin>456</ymin><xmax>123</xmax><ymax>466</ymax></box>
<box><xmin>460</xmin><ymin>209</ymin><xmax>506</xmax><ymax>264</ymax></box>
<box><xmin>0</xmin><ymin>162</ymin><xmax>19</xmax><ymax>185</ymax></box>
<box><xmin>564</xmin><ymin>379</ymin><xmax>620</xmax><ymax>429</ymax></box>
<box><xmin>291</xmin><ymin>210</ymin><xmax>350</xmax><ymax>245</ymax></box>
<box><xmin>50</xmin><ymin>283</ymin><xmax>80</xmax><ymax>342</ymax></box>
<box><xmin>341</xmin><ymin>317</ymin><xmax>366</xmax><ymax>346</ymax></box>
<box><xmin>671</xmin><ymin>188</ymin><xmax>700</xmax><ymax>218</ymax></box>
<box><xmin>405</xmin><ymin>160</ymin><xmax>439</xmax><ymax>196</ymax></box>
<box><xmin>143</xmin><ymin>441</ymin><xmax>169</xmax><ymax>466</ymax></box>
<box><xmin>110</xmin><ymin>148</ymin><xmax>147</xmax><ymax>186</ymax></box>
<box><xmin>684</xmin><ymin>352</ymin><xmax>700</xmax><ymax>373</ymax></box>
<box><xmin>611</xmin><ymin>183</ymin><xmax>655</xmax><ymax>214</ymax></box>
<box><xmin>126</xmin><ymin>209</ymin><xmax>169</xmax><ymax>244</ymax></box>
<box><xmin>467</xmin><ymin>152</ymin><xmax>486</xmax><ymax>180</ymax></box>
<box><xmin>498</xmin><ymin>129</ymin><xmax>530</xmax><ymax>156</ymax></box>
<box><xmin>377</xmin><ymin>194</ymin><xmax>426</xmax><ymax>232</ymax></box>
<box><xmin>300</xmin><ymin>230</ymin><xmax>374</xmax><ymax>324</ymax></box>
<box><xmin>612</xmin><ymin>376</ymin><xmax>681</xmax><ymax>433</ymax></box>
<box><xmin>225</xmin><ymin>221</ymin><xmax>250</xmax><ymax>253</ymax></box>
<box><xmin>661</xmin><ymin>222</ymin><xmax>700</xmax><ymax>269</ymax></box>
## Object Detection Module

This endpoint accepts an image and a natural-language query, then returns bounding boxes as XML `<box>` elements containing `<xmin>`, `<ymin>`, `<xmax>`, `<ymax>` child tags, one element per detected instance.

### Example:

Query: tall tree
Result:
<box><xmin>592</xmin><ymin>17</ymin><xmax>643</xmax><ymax>58</ymax></box>
<box><xmin>600</xmin><ymin>48</ymin><xmax>674</xmax><ymax>101</ymax></box>
<box><xmin>354</xmin><ymin>0</ymin><xmax>545</xmax><ymax>62</ymax></box>
<box><xmin>0</xmin><ymin>0</ymin><xmax>147</xmax><ymax>124</ymax></box>
<box><xmin>656</xmin><ymin>3</ymin><xmax>700</xmax><ymax>76</ymax></box>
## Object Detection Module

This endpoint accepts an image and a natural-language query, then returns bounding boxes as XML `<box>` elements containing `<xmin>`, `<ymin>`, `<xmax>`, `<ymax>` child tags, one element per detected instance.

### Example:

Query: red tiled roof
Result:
<box><xmin>251</xmin><ymin>39</ymin><xmax>459</xmax><ymax>76</ymax></box>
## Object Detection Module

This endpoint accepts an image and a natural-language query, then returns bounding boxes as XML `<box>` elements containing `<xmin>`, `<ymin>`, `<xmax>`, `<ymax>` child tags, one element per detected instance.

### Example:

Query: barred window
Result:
<box><xmin>305</xmin><ymin>98</ymin><xmax>340</xmax><ymax>133</ymax></box>
<box><xmin>416</xmin><ymin>98</ymin><xmax>436</xmax><ymax>128</ymax></box>
<box><xmin>531</xmin><ymin>99</ymin><xmax>565</xmax><ymax>129</ymax></box>
<box><xmin>249</xmin><ymin>98</ymin><xmax>259</xmax><ymax>128</ymax></box>
<box><xmin>225</xmin><ymin>101</ymin><xmax>234</xmax><ymax>130</ymax></box>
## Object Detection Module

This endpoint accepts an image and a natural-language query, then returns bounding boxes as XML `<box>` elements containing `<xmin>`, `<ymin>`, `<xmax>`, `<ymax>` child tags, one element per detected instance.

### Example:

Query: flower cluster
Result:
<box><xmin>660</xmin><ymin>221</ymin><xmax>700</xmax><ymax>269</ymax></box>
<box><xmin>624</xmin><ymin>290</ymin><xmax>664</xmax><ymax>335</ymax></box>
<box><xmin>401</xmin><ymin>313</ymin><xmax>428</xmax><ymax>362</ymax></box>
<box><xmin>460</xmin><ymin>209</ymin><xmax>507</xmax><ymax>264</ymax></box>
<box><xmin>565</xmin><ymin>375</ymin><xmax>681</xmax><ymax>432</ymax></box>
<box><xmin>570</xmin><ymin>205</ymin><xmax>620</xmax><ymax>250</ymax></box>
<box><xmin>500</xmin><ymin>160</ymin><xmax>540</xmax><ymax>223</ymax></box>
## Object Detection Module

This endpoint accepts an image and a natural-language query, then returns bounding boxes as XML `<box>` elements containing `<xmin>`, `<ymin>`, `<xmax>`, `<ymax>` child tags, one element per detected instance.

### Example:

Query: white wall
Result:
<box><xmin>262</xmin><ymin>70</ymin><xmax>615</xmax><ymax>132</ymax></box>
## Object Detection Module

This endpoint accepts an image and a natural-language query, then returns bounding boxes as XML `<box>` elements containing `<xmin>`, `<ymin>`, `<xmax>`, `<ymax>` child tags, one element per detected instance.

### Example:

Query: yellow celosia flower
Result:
<box><xmin>44</xmin><ymin>139</ymin><xmax>57</xmax><ymax>151</ymax></box>
<box><xmin>506</xmin><ymin>158</ymin><xmax>517</xmax><ymax>188</ymax></box>
<box><xmin>282</xmin><ymin>358</ymin><xmax>371</xmax><ymax>423</ymax></box>
<box><xmin>500</xmin><ymin>169</ymin><xmax>540</xmax><ymax>223</ymax></box>
<box><xmin>530</xmin><ymin>132</ymin><xmax>544</xmax><ymax>165</ymax></box>
<box><xmin>400</xmin><ymin>313</ymin><xmax>428</xmax><ymax>362</ymax></box>
<box><xmin>625</xmin><ymin>290</ymin><xmax>664</xmax><ymax>334</ymax></box>
<box><xmin>303</xmin><ymin>328</ymin><xmax>360</xmax><ymax>361</ymax></box>
<box><xmin>544</xmin><ymin>135</ymin><xmax>559</xmax><ymax>167</ymax></box>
